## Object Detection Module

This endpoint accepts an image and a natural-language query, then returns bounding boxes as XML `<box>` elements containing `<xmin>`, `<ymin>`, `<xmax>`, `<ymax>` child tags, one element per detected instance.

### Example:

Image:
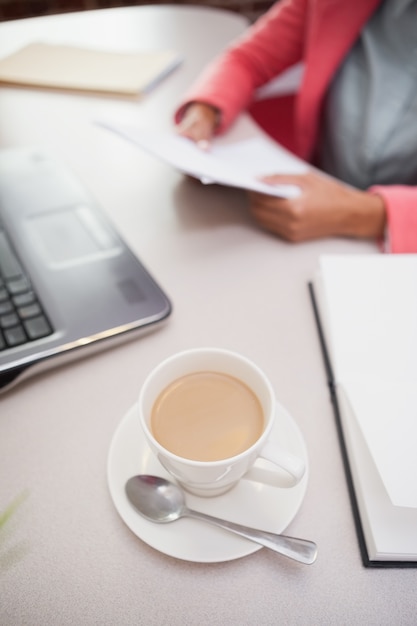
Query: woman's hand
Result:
<box><xmin>248</xmin><ymin>170</ymin><xmax>387</xmax><ymax>242</ymax></box>
<box><xmin>176</xmin><ymin>102</ymin><xmax>220</xmax><ymax>149</ymax></box>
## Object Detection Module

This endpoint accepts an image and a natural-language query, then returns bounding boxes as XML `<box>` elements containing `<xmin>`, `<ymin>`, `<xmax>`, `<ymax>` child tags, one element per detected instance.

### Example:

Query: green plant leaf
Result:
<box><xmin>0</xmin><ymin>491</ymin><xmax>29</xmax><ymax>530</ymax></box>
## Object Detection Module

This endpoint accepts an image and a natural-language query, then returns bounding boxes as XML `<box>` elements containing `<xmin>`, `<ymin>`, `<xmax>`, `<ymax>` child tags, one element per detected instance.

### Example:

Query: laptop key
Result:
<box><xmin>24</xmin><ymin>315</ymin><xmax>52</xmax><ymax>340</ymax></box>
<box><xmin>7</xmin><ymin>277</ymin><xmax>31</xmax><ymax>295</ymax></box>
<box><xmin>0</xmin><ymin>312</ymin><xmax>19</xmax><ymax>329</ymax></box>
<box><xmin>13</xmin><ymin>291</ymin><xmax>36</xmax><ymax>307</ymax></box>
<box><xmin>17</xmin><ymin>303</ymin><xmax>42</xmax><ymax>319</ymax></box>
<box><xmin>0</xmin><ymin>300</ymin><xmax>13</xmax><ymax>315</ymax></box>
<box><xmin>4</xmin><ymin>324</ymin><xmax>27</xmax><ymax>347</ymax></box>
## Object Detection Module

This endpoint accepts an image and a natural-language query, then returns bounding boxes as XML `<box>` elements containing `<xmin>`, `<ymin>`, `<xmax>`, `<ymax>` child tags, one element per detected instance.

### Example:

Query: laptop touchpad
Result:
<box><xmin>27</xmin><ymin>204</ymin><xmax>122</xmax><ymax>268</ymax></box>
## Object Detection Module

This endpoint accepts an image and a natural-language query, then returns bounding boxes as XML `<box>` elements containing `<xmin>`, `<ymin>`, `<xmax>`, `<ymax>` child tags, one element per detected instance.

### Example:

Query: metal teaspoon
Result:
<box><xmin>125</xmin><ymin>475</ymin><xmax>317</xmax><ymax>565</ymax></box>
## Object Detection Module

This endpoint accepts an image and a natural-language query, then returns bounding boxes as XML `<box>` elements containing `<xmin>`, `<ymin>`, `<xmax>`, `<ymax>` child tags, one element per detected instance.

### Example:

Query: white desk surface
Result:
<box><xmin>0</xmin><ymin>6</ymin><xmax>416</xmax><ymax>625</ymax></box>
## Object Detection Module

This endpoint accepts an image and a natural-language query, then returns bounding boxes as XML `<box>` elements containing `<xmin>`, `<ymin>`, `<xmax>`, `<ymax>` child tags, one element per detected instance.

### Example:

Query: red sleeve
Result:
<box><xmin>174</xmin><ymin>0</ymin><xmax>308</xmax><ymax>133</ymax></box>
<box><xmin>369</xmin><ymin>185</ymin><xmax>417</xmax><ymax>254</ymax></box>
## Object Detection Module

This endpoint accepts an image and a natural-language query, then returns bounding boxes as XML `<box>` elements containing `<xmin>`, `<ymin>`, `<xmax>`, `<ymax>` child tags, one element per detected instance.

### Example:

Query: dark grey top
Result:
<box><xmin>319</xmin><ymin>0</ymin><xmax>417</xmax><ymax>189</ymax></box>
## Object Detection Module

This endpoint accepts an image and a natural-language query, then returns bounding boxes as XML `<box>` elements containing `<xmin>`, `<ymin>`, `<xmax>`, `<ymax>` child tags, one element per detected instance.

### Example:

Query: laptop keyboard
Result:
<box><xmin>0</xmin><ymin>229</ymin><xmax>53</xmax><ymax>351</ymax></box>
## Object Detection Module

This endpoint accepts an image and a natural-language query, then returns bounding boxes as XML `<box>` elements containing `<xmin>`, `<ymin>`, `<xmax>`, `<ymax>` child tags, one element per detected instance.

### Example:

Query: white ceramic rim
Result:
<box><xmin>138</xmin><ymin>347</ymin><xmax>276</xmax><ymax>467</ymax></box>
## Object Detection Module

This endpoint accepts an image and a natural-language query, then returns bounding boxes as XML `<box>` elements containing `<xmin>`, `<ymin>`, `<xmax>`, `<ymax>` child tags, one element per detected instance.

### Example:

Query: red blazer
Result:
<box><xmin>175</xmin><ymin>0</ymin><xmax>417</xmax><ymax>253</ymax></box>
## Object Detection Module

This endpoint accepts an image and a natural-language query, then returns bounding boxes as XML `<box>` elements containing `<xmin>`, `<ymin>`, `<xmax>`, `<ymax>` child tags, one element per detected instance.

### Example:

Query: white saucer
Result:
<box><xmin>107</xmin><ymin>402</ymin><xmax>309</xmax><ymax>563</ymax></box>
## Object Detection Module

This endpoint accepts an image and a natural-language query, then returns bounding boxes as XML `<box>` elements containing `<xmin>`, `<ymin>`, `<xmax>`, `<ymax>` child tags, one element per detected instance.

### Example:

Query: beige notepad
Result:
<box><xmin>0</xmin><ymin>42</ymin><xmax>182</xmax><ymax>95</ymax></box>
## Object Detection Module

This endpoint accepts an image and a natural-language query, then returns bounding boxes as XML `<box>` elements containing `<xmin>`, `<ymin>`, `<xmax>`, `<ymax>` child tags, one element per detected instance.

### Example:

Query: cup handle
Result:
<box><xmin>243</xmin><ymin>441</ymin><xmax>305</xmax><ymax>488</ymax></box>
<box><xmin>259</xmin><ymin>440</ymin><xmax>305</xmax><ymax>485</ymax></box>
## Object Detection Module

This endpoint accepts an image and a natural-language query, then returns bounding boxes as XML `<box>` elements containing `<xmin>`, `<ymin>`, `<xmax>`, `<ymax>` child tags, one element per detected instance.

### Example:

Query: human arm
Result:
<box><xmin>174</xmin><ymin>0</ymin><xmax>308</xmax><ymax>135</ymax></box>
<box><xmin>247</xmin><ymin>170</ymin><xmax>387</xmax><ymax>244</ymax></box>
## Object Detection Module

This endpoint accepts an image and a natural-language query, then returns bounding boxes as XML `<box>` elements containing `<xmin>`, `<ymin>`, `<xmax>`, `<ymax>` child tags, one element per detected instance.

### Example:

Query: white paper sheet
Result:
<box><xmin>341</xmin><ymin>380</ymin><xmax>417</xmax><ymax>508</ymax></box>
<box><xmin>338</xmin><ymin>386</ymin><xmax>417</xmax><ymax>560</ymax></box>
<box><xmin>97</xmin><ymin>120</ymin><xmax>309</xmax><ymax>198</ymax></box>
<box><xmin>319</xmin><ymin>255</ymin><xmax>417</xmax><ymax>509</ymax></box>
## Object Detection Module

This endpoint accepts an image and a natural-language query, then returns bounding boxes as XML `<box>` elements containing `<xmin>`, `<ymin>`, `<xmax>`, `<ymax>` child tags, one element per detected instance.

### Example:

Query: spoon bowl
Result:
<box><xmin>125</xmin><ymin>474</ymin><xmax>317</xmax><ymax>565</ymax></box>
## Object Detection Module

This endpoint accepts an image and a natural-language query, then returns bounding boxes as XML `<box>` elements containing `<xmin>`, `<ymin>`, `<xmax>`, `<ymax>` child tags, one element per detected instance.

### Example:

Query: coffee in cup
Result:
<box><xmin>151</xmin><ymin>371</ymin><xmax>264</xmax><ymax>462</ymax></box>
<box><xmin>139</xmin><ymin>348</ymin><xmax>305</xmax><ymax>496</ymax></box>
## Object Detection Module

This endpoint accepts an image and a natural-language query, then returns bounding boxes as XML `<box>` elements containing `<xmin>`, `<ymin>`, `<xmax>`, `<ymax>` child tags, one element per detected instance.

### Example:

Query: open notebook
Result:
<box><xmin>309</xmin><ymin>254</ymin><xmax>417</xmax><ymax>567</ymax></box>
<box><xmin>0</xmin><ymin>43</ymin><xmax>182</xmax><ymax>95</ymax></box>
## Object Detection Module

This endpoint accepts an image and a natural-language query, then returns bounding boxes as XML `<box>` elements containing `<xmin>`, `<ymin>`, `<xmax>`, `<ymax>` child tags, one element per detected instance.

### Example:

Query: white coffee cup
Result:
<box><xmin>138</xmin><ymin>348</ymin><xmax>305</xmax><ymax>497</ymax></box>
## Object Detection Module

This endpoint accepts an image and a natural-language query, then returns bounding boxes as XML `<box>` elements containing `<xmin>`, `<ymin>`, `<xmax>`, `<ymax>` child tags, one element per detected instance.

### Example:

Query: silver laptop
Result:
<box><xmin>0</xmin><ymin>146</ymin><xmax>171</xmax><ymax>392</ymax></box>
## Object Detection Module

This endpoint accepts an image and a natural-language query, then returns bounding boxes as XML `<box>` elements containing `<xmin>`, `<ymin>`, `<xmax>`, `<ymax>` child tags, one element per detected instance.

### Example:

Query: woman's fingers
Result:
<box><xmin>176</xmin><ymin>102</ymin><xmax>220</xmax><ymax>146</ymax></box>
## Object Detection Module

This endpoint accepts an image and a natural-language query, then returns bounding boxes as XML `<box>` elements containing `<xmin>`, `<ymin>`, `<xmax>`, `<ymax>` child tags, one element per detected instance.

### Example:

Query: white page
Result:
<box><xmin>341</xmin><ymin>381</ymin><xmax>417</xmax><ymax>508</ymax></box>
<box><xmin>320</xmin><ymin>255</ymin><xmax>417</xmax><ymax>383</ymax></box>
<box><xmin>97</xmin><ymin>120</ymin><xmax>309</xmax><ymax>198</ymax></box>
<box><xmin>338</xmin><ymin>387</ymin><xmax>417</xmax><ymax>560</ymax></box>
<box><xmin>319</xmin><ymin>255</ymin><xmax>417</xmax><ymax>509</ymax></box>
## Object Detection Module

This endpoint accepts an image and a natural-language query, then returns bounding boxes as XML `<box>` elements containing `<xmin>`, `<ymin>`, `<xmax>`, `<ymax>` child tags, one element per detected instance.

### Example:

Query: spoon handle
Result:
<box><xmin>185</xmin><ymin>508</ymin><xmax>317</xmax><ymax>565</ymax></box>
